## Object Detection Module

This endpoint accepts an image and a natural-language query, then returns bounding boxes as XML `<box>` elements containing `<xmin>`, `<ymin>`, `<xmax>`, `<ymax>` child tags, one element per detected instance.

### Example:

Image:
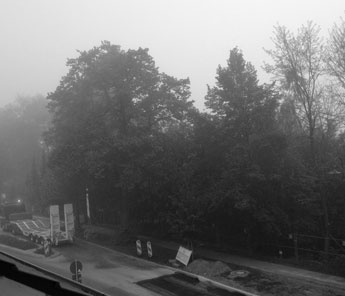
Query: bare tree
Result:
<box><xmin>318</xmin><ymin>84</ymin><xmax>345</xmax><ymax>136</ymax></box>
<box><xmin>328</xmin><ymin>16</ymin><xmax>345</xmax><ymax>89</ymax></box>
<box><xmin>264</xmin><ymin>22</ymin><xmax>325</xmax><ymax>165</ymax></box>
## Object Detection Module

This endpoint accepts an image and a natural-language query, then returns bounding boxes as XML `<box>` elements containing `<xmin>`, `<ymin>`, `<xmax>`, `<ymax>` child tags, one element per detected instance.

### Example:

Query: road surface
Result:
<box><xmin>0</xmin><ymin>232</ymin><xmax>173</xmax><ymax>296</ymax></box>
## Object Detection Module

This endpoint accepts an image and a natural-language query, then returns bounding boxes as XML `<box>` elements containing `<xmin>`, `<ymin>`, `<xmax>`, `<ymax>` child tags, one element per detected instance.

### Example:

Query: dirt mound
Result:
<box><xmin>186</xmin><ymin>259</ymin><xmax>231</xmax><ymax>276</ymax></box>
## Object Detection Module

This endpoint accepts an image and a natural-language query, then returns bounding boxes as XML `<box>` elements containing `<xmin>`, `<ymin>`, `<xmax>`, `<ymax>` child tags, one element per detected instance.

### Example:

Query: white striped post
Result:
<box><xmin>136</xmin><ymin>240</ymin><xmax>142</xmax><ymax>256</ymax></box>
<box><xmin>147</xmin><ymin>241</ymin><xmax>152</xmax><ymax>258</ymax></box>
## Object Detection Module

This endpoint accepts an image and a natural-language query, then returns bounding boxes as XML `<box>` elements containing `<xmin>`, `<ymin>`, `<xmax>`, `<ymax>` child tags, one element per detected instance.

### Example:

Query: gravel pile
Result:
<box><xmin>186</xmin><ymin>259</ymin><xmax>231</xmax><ymax>276</ymax></box>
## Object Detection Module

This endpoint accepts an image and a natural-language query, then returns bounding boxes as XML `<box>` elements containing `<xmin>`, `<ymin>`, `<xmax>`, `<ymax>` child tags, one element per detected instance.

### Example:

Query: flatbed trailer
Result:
<box><xmin>1</xmin><ymin>203</ymin><xmax>75</xmax><ymax>247</ymax></box>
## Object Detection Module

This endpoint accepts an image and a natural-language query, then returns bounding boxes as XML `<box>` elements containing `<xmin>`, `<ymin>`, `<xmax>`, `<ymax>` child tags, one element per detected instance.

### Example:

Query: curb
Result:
<box><xmin>75</xmin><ymin>237</ymin><xmax>258</xmax><ymax>296</ymax></box>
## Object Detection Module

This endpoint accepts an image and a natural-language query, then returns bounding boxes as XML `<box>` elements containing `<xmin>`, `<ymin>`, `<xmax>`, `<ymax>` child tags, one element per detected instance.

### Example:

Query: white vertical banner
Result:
<box><xmin>64</xmin><ymin>203</ymin><xmax>75</xmax><ymax>240</ymax></box>
<box><xmin>50</xmin><ymin>205</ymin><xmax>60</xmax><ymax>239</ymax></box>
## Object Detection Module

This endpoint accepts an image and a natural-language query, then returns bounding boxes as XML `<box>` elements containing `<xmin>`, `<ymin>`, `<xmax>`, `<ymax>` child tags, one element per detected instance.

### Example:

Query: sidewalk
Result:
<box><xmin>139</xmin><ymin>236</ymin><xmax>345</xmax><ymax>290</ymax></box>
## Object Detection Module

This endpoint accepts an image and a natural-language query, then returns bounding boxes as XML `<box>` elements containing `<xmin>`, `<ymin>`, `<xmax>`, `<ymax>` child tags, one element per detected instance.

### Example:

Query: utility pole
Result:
<box><xmin>86</xmin><ymin>187</ymin><xmax>91</xmax><ymax>224</ymax></box>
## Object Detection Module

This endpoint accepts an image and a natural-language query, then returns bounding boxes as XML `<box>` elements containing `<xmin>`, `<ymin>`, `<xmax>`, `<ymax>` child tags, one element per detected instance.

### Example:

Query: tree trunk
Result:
<box><xmin>309</xmin><ymin>124</ymin><xmax>315</xmax><ymax>166</ymax></box>
<box><xmin>294</xmin><ymin>233</ymin><xmax>299</xmax><ymax>262</ymax></box>
<box><xmin>321</xmin><ymin>192</ymin><xmax>330</xmax><ymax>261</ymax></box>
<box><xmin>119</xmin><ymin>188</ymin><xmax>129</xmax><ymax>229</ymax></box>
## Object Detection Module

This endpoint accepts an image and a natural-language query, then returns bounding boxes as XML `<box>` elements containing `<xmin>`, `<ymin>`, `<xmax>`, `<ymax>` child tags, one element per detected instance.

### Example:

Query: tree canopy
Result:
<box><xmin>45</xmin><ymin>41</ymin><xmax>195</xmax><ymax>226</ymax></box>
<box><xmin>3</xmin><ymin>21</ymin><xmax>345</xmax><ymax>265</ymax></box>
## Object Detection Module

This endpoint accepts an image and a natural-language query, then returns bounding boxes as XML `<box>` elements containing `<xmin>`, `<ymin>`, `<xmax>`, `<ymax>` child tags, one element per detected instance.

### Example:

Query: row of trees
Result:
<box><xmin>2</xmin><ymin>18</ymin><xmax>345</xmax><ymax>255</ymax></box>
<box><xmin>0</xmin><ymin>96</ymin><xmax>50</xmax><ymax>208</ymax></box>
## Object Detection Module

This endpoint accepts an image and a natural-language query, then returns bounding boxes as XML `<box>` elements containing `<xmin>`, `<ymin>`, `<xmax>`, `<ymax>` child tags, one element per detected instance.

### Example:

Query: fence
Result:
<box><xmin>91</xmin><ymin>208</ymin><xmax>121</xmax><ymax>226</ymax></box>
<box><xmin>273</xmin><ymin>233</ymin><xmax>345</xmax><ymax>263</ymax></box>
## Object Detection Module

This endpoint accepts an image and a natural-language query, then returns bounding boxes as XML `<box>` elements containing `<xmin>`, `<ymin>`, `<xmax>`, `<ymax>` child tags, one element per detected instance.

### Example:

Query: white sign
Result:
<box><xmin>136</xmin><ymin>240</ymin><xmax>142</xmax><ymax>256</ymax></box>
<box><xmin>147</xmin><ymin>241</ymin><xmax>153</xmax><ymax>258</ymax></box>
<box><xmin>50</xmin><ymin>205</ymin><xmax>60</xmax><ymax>236</ymax></box>
<box><xmin>176</xmin><ymin>246</ymin><xmax>192</xmax><ymax>266</ymax></box>
<box><xmin>64</xmin><ymin>204</ymin><xmax>74</xmax><ymax>240</ymax></box>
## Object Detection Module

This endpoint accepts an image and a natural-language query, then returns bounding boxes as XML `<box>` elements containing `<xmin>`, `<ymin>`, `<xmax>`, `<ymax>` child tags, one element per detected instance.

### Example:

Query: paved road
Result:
<box><xmin>0</xmin><ymin>233</ymin><xmax>173</xmax><ymax>296</ymax></box>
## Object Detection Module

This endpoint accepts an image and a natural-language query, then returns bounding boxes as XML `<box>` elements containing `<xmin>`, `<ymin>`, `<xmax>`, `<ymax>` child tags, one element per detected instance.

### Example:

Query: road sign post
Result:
<box><xmin>70</xmin><ymin>260</ymin><xmax>83</xmax><ymax>283</ymax></box>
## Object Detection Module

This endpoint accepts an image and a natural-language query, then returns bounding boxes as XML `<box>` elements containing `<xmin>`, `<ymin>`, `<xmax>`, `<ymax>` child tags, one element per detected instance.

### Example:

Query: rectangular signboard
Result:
<box><xmin>176</xmin><ymin>246</ymin><xmax>192</xmax><ymax>266</ymax></box>
<box><xmin>50</xmin><ymin>205</ymin><xmax>60</xmax><ymax>237</ymax></box>
<box><xmin>64</xmin><ymin>204</ymin><xmax>74</xmax><ymax>239</ymax></box>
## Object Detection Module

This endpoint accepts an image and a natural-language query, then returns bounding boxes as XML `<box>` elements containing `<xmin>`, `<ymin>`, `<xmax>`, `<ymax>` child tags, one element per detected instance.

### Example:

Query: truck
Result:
<box><xmin>0</xmin><ymin>201</ymin><xmax>75</xmax><ymax>246</ymax></box>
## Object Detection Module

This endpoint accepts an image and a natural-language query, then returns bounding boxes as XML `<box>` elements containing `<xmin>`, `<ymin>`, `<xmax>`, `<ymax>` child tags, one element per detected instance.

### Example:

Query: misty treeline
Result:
<box><xmin>2</xmin><ymin>19</ymin><xmax>345</xmax><ymax>254</ymax></box>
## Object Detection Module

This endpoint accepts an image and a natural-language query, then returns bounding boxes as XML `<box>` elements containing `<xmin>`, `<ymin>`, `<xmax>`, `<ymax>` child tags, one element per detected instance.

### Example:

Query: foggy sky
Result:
<box><xmin>1</xmin><ymin>0</ymin><xmax>344</xmax><ymax>110</ymax></box>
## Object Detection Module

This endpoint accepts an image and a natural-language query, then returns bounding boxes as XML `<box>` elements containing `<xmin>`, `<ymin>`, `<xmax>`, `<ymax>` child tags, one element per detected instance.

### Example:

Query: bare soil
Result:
<box><xmin>186</xmin><ymin>259</ymin><xmax>343</xmax><ymax>296</ymax></box>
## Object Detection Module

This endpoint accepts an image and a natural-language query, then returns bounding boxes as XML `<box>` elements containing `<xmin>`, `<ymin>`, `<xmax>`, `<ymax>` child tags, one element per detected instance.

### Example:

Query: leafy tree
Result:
<box><xmin>26</xmin><ymin>156</ymin><xmax>43</xmax><ymax>212</ymax></box>
<box><xmin>206</xmin><ymin>47</ymin><xmax>278</xmax><ymax>143</ymax></box>
<box><xmin>203</xmin><ymin>48</ymin><xmax>286</xmax><ymax>249</ymax></box>
<box><xmin>0</xmin><ymin>95</ymin><xmax>49</xmax><ymax>204</ymax></box>
<box><xmin>46</xmin><ymin>41</ymin><xmax>194</xmax><ymax>228</ymax></box>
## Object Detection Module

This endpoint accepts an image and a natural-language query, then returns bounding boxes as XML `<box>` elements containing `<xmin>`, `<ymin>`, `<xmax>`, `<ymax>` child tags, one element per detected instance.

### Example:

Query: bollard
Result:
<box><xmin>136</xmin><ymin>240</ymin><xmax>142</xmax><ymax>256</ymax></box>
<box><xmin>147</xmin><ymin>241</ymin><xmax>153</xmax><ymax>258</ymax></box>
<box><xmin>44</xmin><ymin>239</ymin><xmax>52</xmax><ymax>257</ymax></box>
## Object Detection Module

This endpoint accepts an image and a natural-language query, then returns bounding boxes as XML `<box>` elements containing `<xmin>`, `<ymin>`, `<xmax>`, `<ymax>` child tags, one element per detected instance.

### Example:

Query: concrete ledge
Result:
<box><xmin>0</xmin><ymin>248</ymin><xmax>107</xmax><ymax>296</ymax></box>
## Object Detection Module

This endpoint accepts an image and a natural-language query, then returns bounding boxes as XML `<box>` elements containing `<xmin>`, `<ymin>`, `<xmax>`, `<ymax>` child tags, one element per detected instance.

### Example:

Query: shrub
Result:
<box><xmin>329</xmin><ymin>255</ymin><xmax>345</xmax><ymax>276</ymax></box>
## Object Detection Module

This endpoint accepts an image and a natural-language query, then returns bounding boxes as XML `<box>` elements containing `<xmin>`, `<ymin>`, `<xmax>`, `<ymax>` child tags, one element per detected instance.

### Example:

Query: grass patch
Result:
<box><xmin>0</xmin><ymin>234</ymin><xmax>36</xmax><ymax>250</ymax></box>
